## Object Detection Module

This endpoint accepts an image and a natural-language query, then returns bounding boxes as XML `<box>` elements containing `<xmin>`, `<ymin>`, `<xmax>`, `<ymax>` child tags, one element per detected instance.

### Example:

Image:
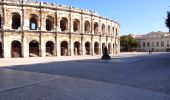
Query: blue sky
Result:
<box><xmin>37</xmin><ymin>0</ymin><xmax>170</xmax><ymax>35</ymax></box>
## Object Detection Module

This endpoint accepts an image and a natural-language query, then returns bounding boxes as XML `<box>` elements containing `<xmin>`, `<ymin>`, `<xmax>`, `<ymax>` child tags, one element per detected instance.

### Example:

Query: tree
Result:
<box><xmin>165</xmin><ymin>11</ymin><xmax>170</xmax><ymax>33</ymax></box>
<box><xmin>120</xmin><ymin>35</ymin><xmax>138</xmax><ymax>51</ymax></box>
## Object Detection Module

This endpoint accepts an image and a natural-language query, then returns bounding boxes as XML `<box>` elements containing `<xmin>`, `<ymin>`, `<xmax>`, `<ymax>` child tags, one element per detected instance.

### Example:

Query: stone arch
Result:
<box><xmin>0</xmin><ymin>42</ymin><xmax>2</xmax><ymax>57</ymax></box>
<box><xmin>46</xmin><ymin>16</ymin><xmax>54</xmax><ymax>31</ymax></box>
<box><xmin>108</xmin><ymin>43</ymin><xmax>111</xmax><ymax>54</ymax></box>
<box><xmin>46</xmin><ymin>41</ymin><xmax>54</xmax><ymax>56</ymax></box>
<box><xmin>116</xmin><ymin>28</ymin><xmax>118</xmax><ymax>35</ymax></box>
<box><xmin>30</xmin><ymin>14</ymin><xmax>38</xmax><ymax>30</ymax></box>
<box><xmin>84</xmin><ymin>21</ymin><xmax>90</xmax><ymax>33</ymax></box>
<box><xmin>12</xmin><ymin>13</ymin><xmax>21</xmax><ymax>29</ymax></box>
<box><xmin>102</xmin><ymin>24</ymin><xmax>105</xmax><ymax>35</ymax></box>
<box><xmin>60</xmin><ymin>41</ymin><xmax>68</xmax><ymax>56</ymax></box>
<box><xmin>60</xmin><ymin>17</ymin><xmax>68</xmax><ymax>32</ymax></box>
<box><xmin>94</xmin><ymin>22</ymin><xmax>99</xmax><ymax>34</ymax></box>
<box><xmin>74</xmin><ymin>41</ymin><xmax>80</xmax><ymax>55</ymax></box>
<box><xmin>29</xmin><ymin>40</ymin><xmax>39</xmax><ymax>57</ymax></box>
<box><xmin>85</xmin><ymin>42</ymin><xmax>90</xmax><ymax>55</ymax></box>
<box><xmin>108</xmin><ymin>25</ymin><xmax>111</xmax><ymax>34</ymax></box>
<box><xmin>102</xmin><ymin>43</ymin><xmax>105</xmax><ymax>54</ymax></box>
<box><xmin>73</xmin><ymin>19</ymin><xmax>80</xmax><ymax>32</ymax></box>
<box><xmin>112</xmin><ymin>27</ymin><xmax>115</xmax><ymax>35</ymax></box>
<box><xmin>94</xmin><ymin>42</ymin><xmax>99</xmax><ymax>55</ymax></box>
<box><xmin>11</xmin><ymin>40</ymin><xmax>22</xmax><ymax>57</ymax></box>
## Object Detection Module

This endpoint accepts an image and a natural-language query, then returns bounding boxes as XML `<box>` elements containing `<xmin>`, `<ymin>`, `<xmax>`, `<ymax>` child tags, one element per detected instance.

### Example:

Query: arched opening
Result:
<box><xmin>108</xmin><ymin>43</ymin><xmax>111</xmax><ymax>54</ymax></box>
<box><xmin>12</xmin><ymin>13</ymin><xmax>21</xmax><ymax>29</ymax></box>
<box><xmin>116</xmin><ymin>29</ymin><xmax>118</xmax><ymax>35</ymax></box>
<box><xmin>102</xmin><ymin>43</ymin><xmax>105</xmax><ymax>54</ymax></box>
<box><xmin>94</xmin><ymin>22</ymin><xmax>98</xmax><ymax>34</ymax></box>
<box><xmin>102</xmin><ymin>24</ymin><xmax>105</xmax><ymax>35</ymax></box>
<box><xmin>46</xmin><ymin>41</ymin><xmax>54</xmax><ymax>56</ymax></box>
<box><xmin>74</xmin><ymin>41</ymin><xmax>80</xmax><ymax>55</ymax></box>
<box><xmin>11</xmin><ymin>40</ymin><xmax>22</xmax><ymax>58</ymax></box>
<box><xmin>46</xmin><ymin>16</ymin><xmax>54</xmax><ymax>31</ymax></box>
<box><xmin>29</xmin><ymin>40</ymin><xmax>39</xmax><ymax>57</ymax></box>
<box><xmin>113</xmin><ymin>43</ymin><xmax>115</xmax><ymax>53</ymax></box>
<box><xmin>94</xmin><ymin>42</ymin><xmax>99</xmax><ymax>55</ymax></box>
<box><xmin>84</xmin><ymin>21</ymin><xmax>90</xmax><ymax>33</ymax></box>
<box><xmin>60</xmin><ymin>41</ymin><xmax>68</xmax><ymax>56</ymax></box>
<box><xmin>30</xmin><ymin>14</ymin><xmax>38</xmax><ymax>30</ymax></box>
<box><xmin>0</xmin><ymin>42</ymin><xmax>2</xmax><ymax>57</ymax></box>
<box><xmin>112</xmin><ymin>27</ymin><xmax>115</xmax><ymax>35</ymax></box>
<box><xmin>0</xmin><ymin>15</ymin><xmax>2</xmax><ymax>29</ymax></box>
<box><xmin>108</xmin><ymin>25</ymin><xmax>110</xmax><ymax>35</ymax></box>
<box><xmin>85</xmin><ymin>42</ymin><xmax>90</xmax><ymax>55</ymax></box>
<box><xmin>60</xmin><ymin>17</ymin><xmax>68</xmax><ymax>32</ymax></box>
<box><xmin>73</xmin><ymin>19</ymin><xmax>80</xmax><ymax>32</ymax></box>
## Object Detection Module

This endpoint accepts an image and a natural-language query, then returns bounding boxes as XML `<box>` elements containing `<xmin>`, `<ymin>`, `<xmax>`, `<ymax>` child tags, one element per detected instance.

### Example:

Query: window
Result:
<box><xmin>102</xmin><ymin>24</ymin><xmax>105</xmax><ymax>35</ymax></box>
<box><xmin>84</xmin><ymin>21</ymin><xmax>90</xmax><ymax>33</ymax></box>
<box><xmin>73</xmin><ymin>19</ymin><xmax>80</xmax><ymax>32</ymax></box>
<box><xmin>108</xmin><ymin>25</ymin><xmax>110</xmax><ymax>34</ymax></box>
<box><xmin>94</xmin><ymin>22</ymin><xmax>98</xmax><ymax>34</ymax></box>
<box><xmin>60</xmin><ymin>17</ymin><xmax>68</xmax><ymax>32</ymax></box>
<box><xmin>156</xmin><ymin>42</ymin><xmax>159</xmax><ymax>47</ymax></box>
<box><xmin>112</xmin><ymin>27</ymin><xmax>114</xmax><ymax>35</ymax></box>
<box><xmin>0</xmin><ymin>15</ymin><xmax>1</xmax><ymax>29</ymax></box>
<box><xmin>30</xmin><ymin>14</ymin><xmax>38</xmax><ymax>30</ymax></box>
<box><xmin>46</xmin><ymin>16</ymin><xmax>54</xmax><ymax>31</ymax></box>
<box><xmin>143</xmin><ymin>42</ymin><xmax>146</xmax><ymax>47</ymax></box>
<box><xmin>12</xmin><ymin>13</ymin><xmax>21</xmax><ymax>29</ymax></box>
<box><xmin>147</xmin><ymin>42</ymin><xmax>150</xmax><ymax>47</ymax></box>
<box><xmin>151</xmin><ymin>42</ymin><xmax>154</xmax><ymax>47</ymax></box>
<box><xmin>161</xmin><ymin>41</ymin><xmax>164</xmax><ymax>47</ymax></box>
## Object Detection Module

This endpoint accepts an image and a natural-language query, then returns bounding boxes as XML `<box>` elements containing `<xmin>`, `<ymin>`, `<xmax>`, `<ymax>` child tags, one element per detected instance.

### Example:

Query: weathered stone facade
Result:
<box><xmin>134</xmin><ymin>32</ymin><xmax>170</xmax><ymax>52</ymax></box>
<box><xmin>0</xmin><ymin>0</ymin><xmax>120</xmax><ymax>58</ymax></box>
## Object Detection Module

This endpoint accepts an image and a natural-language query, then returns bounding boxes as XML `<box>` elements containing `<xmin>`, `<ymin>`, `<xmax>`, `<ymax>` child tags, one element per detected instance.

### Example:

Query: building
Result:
<box><xmin>0</xmin><ymin>0</ymin><xmax>120</xmax><ymax>58</ymax></box>
<box><xmin>134</xmin><ymin>31</ymin><xmax>170</xmax><ymax>52</ymax></box>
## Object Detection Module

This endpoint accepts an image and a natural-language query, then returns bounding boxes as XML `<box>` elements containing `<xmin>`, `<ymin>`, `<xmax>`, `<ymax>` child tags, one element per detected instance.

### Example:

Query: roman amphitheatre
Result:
<box><xmin>0</xmin><ymin>0</ymin><xmax>120</xmax><ymax>58</ymax></box>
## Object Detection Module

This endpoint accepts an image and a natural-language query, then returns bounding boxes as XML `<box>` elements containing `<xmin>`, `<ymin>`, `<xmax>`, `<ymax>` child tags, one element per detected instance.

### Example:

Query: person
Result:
<box><xmin>148</xmin><ymin>50</ymin><xmax>151</xmax><ymax>54</ymax></box>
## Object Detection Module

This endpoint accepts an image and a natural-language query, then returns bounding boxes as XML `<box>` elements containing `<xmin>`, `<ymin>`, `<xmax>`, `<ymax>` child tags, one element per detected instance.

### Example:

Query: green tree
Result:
<box><xmin>165</xmin><ymin>11</ymin><xmax>170</xmax><ymax>33</ymax></box>
<box><xmin>120</xmin><ymin>35</ymin><xmax>138</xmax><ymax>51</ymax></box>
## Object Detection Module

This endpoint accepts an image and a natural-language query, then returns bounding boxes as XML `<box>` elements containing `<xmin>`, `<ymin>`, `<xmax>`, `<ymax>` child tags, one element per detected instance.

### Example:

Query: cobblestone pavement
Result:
<box><xmin>0</xmin><ymin>52</ymin><xmax>170</xmax><ymax>100</ymax></box>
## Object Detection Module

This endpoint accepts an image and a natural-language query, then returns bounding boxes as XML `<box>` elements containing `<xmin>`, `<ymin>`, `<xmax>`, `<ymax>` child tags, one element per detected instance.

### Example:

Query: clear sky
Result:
<box><xmin>37</xmin><ymin>0</ymin><xmax>170</xmax><ymax>35</ymax></box>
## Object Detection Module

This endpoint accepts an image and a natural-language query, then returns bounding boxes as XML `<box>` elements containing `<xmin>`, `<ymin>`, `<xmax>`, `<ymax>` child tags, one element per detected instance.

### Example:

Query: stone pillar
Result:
<box><xmin>40</xmin><ymin>36</ymin><xmax>45</xmax><ymax>57</ymax></box>
<box><xmin>80</xmin><ymin>34</ymin><xmax>84</xmax><ymax>55</ymax></box>
<box><xmin>3</xmin><ymin>34</ymin><xmax>10</xmax><ymax>58</ymax></box>
<box><xmin>68</xmin><ymin>34</ymin><xmax>72</xmax><ymax>56</ymax></box>
<box><xmin>70</xmin><ymin>35</ymin><xmax>74</xmax><ymax>56</ymax></box>
<box><xmin>56</xmin><ymin>35</ymin><xmax>60</xmax><ymax>57</ymax></box>
<box><xmin>91</xmin><ymin>35</ymin><xmax>94</xmax><ymax>55</ymax></box>
<box><xmin>99</xmin><ymin>35</ymin><xmax>102</xmax><ymax>55</ymax></box>
<box><xmin>22</xmin><ymin>33</ymin><xmax>29</xmax><ymax>57</ymax></box>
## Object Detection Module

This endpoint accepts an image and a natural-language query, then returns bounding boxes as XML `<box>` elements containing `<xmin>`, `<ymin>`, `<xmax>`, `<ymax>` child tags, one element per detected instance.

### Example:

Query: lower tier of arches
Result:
<box><xmin>0</xmin><ymin>33</ymin><xmax>120</xmax><ymax>58</ymax></box>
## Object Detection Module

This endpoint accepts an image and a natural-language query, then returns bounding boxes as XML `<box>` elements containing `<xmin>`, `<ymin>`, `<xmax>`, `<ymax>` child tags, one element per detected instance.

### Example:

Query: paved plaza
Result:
<box><xmin>0</xmin><ymin>52</ymin><xmax>170</xmax><ymax>100</ymax></box>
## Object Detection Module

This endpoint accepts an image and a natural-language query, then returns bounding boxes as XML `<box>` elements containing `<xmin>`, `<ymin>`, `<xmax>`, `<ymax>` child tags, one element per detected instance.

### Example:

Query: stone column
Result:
<box><xmin>22</xmin><ymin>33</ymin><xmax>29</xmax><ymax>57</ymax></box>
<box><xmin>80</xmin><ymin>34</ymin><xmax>84</xmax><ymax>55</ymax></box>
<box><xmin>40</xmin><ymin>36</ymin><xmax>45</xmax><ymax>57</ymax></box>
<box><xmin>3</xmin><ymin>34</ymin><xmax>10</xmax><ymax>58</ymax></box>
<box><xmin>56</xmin><ymin>35</ymin><xmax>60</xmax><ymax>57</ymax></box>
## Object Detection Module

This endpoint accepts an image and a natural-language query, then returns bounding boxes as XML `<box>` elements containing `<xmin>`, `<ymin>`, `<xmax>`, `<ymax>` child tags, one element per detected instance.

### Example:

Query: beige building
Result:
<box><xmin>0</xmin><ymin>0</ymin><xmax>120</xmax><ymax>58</ymax></box>
<box><xmin>134</xmin><ymin>31</ymin><xmax>170</xmax><ymax>52</ymax></box>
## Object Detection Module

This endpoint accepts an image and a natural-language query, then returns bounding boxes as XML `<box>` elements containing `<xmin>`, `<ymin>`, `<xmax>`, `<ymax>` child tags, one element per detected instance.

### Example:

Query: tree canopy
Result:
<box><xmin>165</xmin><ymin>11</ymin><xmax>170</xmax><ymax>33</ymax></box>
<box><xmin>120</xmin><ymin>35</ymin><xmax>138</xmax><ymax>51</ymax></box>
